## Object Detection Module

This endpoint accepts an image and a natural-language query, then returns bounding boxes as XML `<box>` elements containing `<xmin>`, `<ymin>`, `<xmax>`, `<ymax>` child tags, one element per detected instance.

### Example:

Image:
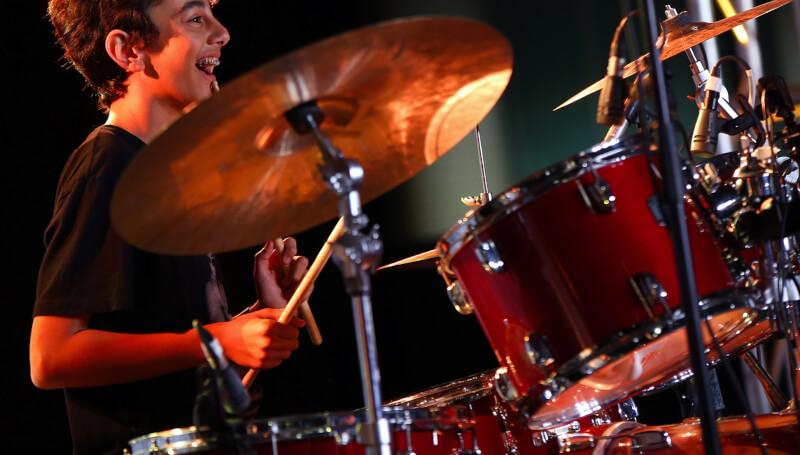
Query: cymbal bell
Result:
<box><xmin>111</xmin><ymin>17</ymin><xmax>512</xmax><ymax>255</ymax></box>
<box><xmin>554</xmin><ymin>0</ymin><xmax>792</xmax><ymax>111</ymax></box>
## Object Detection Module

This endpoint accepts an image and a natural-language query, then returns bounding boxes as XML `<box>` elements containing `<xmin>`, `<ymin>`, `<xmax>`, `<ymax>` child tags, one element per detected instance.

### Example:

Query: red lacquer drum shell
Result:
<box><xmin>437</xmin><ymin>134</ymin><xmax>772</xmax><ymax>428</ymax></box>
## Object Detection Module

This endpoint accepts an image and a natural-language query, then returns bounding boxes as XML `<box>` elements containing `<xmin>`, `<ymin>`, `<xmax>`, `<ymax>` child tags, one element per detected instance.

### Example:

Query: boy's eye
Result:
<box><xmin>189</xmin><ymin>16</ymin><xmax>202</xmax><ymax>23</ymax></box>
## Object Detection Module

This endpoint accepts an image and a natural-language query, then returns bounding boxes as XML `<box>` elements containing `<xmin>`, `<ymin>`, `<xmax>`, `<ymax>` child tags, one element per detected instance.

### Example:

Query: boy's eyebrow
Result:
<box><xmin>179</xmin><ymin>0</ymin><xmax>211</xmax><ymax>14</ymax></box>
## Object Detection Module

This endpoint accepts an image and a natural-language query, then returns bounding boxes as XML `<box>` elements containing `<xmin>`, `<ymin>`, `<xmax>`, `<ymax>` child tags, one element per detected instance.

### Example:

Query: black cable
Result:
<box><xmin>703</xmin><ymin>317</ymin><xmax>769</xmax><ymax>455</ymax></box>
<box><xmin>638</xmin><ymin>2</ymin><xmax>722</xmax><ymax>454</ymax></box>
<box><xmin>677</xmin><ymin>124</ymin><xmax>767</xmax><ymax>455</ymax></box>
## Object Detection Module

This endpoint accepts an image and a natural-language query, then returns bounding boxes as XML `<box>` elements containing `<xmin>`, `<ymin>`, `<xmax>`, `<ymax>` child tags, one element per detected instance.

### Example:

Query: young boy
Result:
<box><xmin>30</xmin><ymin>1</ymin><xmax>309</xmax><ymax>453</ymax></box>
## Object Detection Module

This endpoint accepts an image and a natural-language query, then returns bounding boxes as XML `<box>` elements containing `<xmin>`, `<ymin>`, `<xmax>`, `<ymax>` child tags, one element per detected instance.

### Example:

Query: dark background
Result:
<box><xmin>4</xmin><ymin>0</ymin><xmax>799</xmax><ymax>452</ymax></box>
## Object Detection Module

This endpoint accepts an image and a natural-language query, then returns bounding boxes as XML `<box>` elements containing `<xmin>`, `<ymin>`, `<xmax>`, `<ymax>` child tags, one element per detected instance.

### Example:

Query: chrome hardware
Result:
<box><xmin>587</xmin><ymin>177</ymin><xmax>616</xmax><ymax>214</ymax></box>
<box><xmin>535</xmin><ymin>421</ymin><xmax>583</xmax><ymax>449</ymax></box>
<box><xmin>630</xmin><ymin>431</ymin><xmax>672</xmax><ymax>451</ymax></box>
<box><xmin>474</xmin><ymin>238</ymin><xmax>504</xmax><ymax>273</ymax></box>
<box><xmin>398</xmin><ymin>426</ymin><xmax>416</xmax><ymax>455</ymax></box>
<box><xmin>501</xmin><ymin>429</ymin><xmax>519</xmax><ymax>455</ymax></box>
<box><xmin>557</xmin><ymin>433</ymin><xmax>596</xmax><ymax>453</ymax></box>
<box><xmin>447</xmin><ymin>280</ymin><xmax>473</xmax><ymax>315</ymax></box>
<box><xmin>493</xmin><ymin>368</ymin><xmax>519</xmax><ymax>402</ymax></box>
<box><xmin>530</xmin><ymin>431</ymin><xmax>547</xmax><ymax>448</ymax></box>
<box><xmin>524</xmin><ymin>332</ymin><xmax>556</xmax><ymax>370</ymax></box>
<box><xmin>461</xmin><ymin>193</ymin><xmax>492</xmax><ymax>207</ymax></box>
<box><xmin>742</xmin><ymin>351</ymin><xmax>789</xmax><ymax>411</ymax></box>
<box><xmin>437</xmin><ymin>264</ymin><xmax>474</xmax><ymax>315</ymax></box>
<box><xmin>589</xmin><ymin>411</ymin><xmax>612</xmax><ymax>427</ymax></box>
<box><xmin>616</xmin><ymin>398</ymin><xmax>640</xmax><ymax>421</ymax></box>
<box><xmin>630</xmin><ymin>272</ymin><xmax>670</xmax><ymax>319</ymax></box>
<box><xmin>490</xmin><ymin>404</ymin><xmax>519</xmax><ymax>455</ymax></box>
<box><xmin>722</xmin><ymin>248</ymin><xmax>751</xmax><ymax>284</ymax></box>
<box><xmin>577</xmin><ymin>168</ymin><xmax>616</xmax><ymax>214</ymax></box>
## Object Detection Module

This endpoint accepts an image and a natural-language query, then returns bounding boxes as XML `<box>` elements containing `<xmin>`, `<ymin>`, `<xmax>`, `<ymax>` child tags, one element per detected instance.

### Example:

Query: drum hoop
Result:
<box><xmin>127</xmin><ymin>426</ymin><xmax>215</xmax><ymax>455</ymax></box>
<box><xmin>520</xmin><ymin>287</ymin><xmax>772</xmax><ymax>428</ymax></box>
<box><xmin>437</xmin><ymin>132</ymin><xmax>651</xmax><ymax>274</ymax></box>
<box><xmin>242</xmin><ymin>405</ymin><xmax>475</xmax><ymax>443</ymax></box>
<box><xmin>385</xmin><ymin>370</ymin><xmax>495</xmax><ymax>408</ymax></box>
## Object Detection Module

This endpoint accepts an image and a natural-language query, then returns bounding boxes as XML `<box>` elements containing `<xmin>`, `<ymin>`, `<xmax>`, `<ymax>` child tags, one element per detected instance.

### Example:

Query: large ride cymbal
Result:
<box><xmin>111</xmin><ymin>17</ymin><xmax>512</xmax><ymax>255</ymax></box>
<box><xmin>553</xmin><ymin>0</ymin><xmax>792</xmax><ymax>111</ymax></box>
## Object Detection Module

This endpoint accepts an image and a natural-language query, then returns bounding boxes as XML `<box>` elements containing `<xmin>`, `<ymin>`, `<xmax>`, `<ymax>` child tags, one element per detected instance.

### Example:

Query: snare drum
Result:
<box><xmin>437</xmin><ymin>134</ymin><xmax>773</xmax><ymax>429</ymax></box>
<box><xmin>127</xmin><ymin>406</ymin><xmax>476</xmax><ymax>455</ymax></box>
<box><xmin>386</xmin><ymin>370</ymin><xmax>639</xmax><ymax>455</ymax></box>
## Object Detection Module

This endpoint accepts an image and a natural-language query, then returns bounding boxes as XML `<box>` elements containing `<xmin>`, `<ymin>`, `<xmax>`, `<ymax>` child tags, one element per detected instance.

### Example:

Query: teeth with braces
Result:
<box><xmin>195</xmin><ymin>57</ymin><xmax>220</xmax><ymax>67</ymax></box>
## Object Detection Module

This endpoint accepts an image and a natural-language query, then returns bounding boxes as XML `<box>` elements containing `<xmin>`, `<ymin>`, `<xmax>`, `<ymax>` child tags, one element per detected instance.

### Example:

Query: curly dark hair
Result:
<box><xmin>47</xmin><ymin>0</ymin><xmax>162</xmax><ymax>111</ymax></box>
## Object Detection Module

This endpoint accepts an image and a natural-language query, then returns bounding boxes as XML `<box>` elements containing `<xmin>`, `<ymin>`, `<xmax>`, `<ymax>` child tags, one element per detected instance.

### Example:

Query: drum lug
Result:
<box><xmin>630</xmin><ymin>272</ymin><xmax>670</xmax><ymax>319</ymax></box>
<box><xmin>490</xmin><ymin>403</ymin><xmax>520</xmax><ymax>455</ymax></box>
<box><xmin>629</xmin><ymin>430</ymin><xmax>672</xmax><ymax>451</ymax></box>
<box><xmin>721</xmin><ymin>247</ymin><xmax>751</xmax><ymax>284</ymax></box>
<box><xmin>447</xmin><ymin>281</ymin><xmax>473</xmax><ymax>315</ymax></box>
<box><xmin>578</xmin><ymin>171</ymin><xmax>616</xmax><ymax>214</ymax></box>
<box><xmin>616</xmin><ymin>398</ymin><xmax>640</xmax><ymax>421</ymax></box>
<box><xmin>493</xmin><ymin>368</ymin><xmax>520</xmax><ymax>402</ymax></box>
<box><xmin>474</xmin><ymin>238</ymin><xmax>505</xmax><ymax>273</ymax></box>
<box><xmin>556</xmin><ymin>433</ymin><xmax>596</xmax><ymax>453</ymax></box>
<box><xmin>524</xmin><ymin>332</ymin><xmax>556</xmax><ymax>370</ymax></box>
<box><xmin>437</xmin><ymin>264</ymin><xmax>474</xmax><ymax>314</ymax></box>
<box><xmin>533</xmin><ymin>421</ymin><xmax>582</xmax><ymax>449</ymax></box>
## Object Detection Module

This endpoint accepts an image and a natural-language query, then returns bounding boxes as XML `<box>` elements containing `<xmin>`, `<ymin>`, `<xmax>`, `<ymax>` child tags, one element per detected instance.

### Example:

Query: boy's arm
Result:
<box><xmin>30</xmin><ymin>308</ymin><xmax>303</xmax><ymax>389</ymax></box>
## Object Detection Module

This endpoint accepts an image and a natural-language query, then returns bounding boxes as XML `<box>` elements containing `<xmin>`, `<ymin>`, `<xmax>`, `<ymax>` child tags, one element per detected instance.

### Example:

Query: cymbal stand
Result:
<box><xmin>285</xmin><ymin>101</ymin><xmax>389</xmax><ymax>455</ymax></box>
<box><xmin>461</xmin><ymin>124</ymin><xmax>492</xmax><ymax>207</ymax></box>
<box><xmin>751</xmin><ymin>155</ymin><xmax>800</xmax><ymax>415</ymax></box>
<box><xmin>637</xmin><ymin>1</ymin><xmax>722</xmax><ymax>454</ymax></box>
<box><xmin>474</xmin><ymin>125</ymin><xmax>492</xmax><ymax>204</ymax></box>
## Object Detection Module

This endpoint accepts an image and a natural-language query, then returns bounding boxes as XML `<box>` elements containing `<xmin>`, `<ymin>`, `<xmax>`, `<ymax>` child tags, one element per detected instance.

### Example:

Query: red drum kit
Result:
<box><xmin>437</xmin><ymin>136</ymin><xmax>773</xmax><ymax>429</ymax></box>
<box><xmin>118</xmin><ymin>1</ymin><xmax>800</xmax><ymax>454</ymax></box>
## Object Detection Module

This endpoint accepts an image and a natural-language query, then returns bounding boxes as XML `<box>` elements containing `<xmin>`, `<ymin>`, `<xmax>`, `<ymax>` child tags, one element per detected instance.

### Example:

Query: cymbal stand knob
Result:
<box><xmin>284</xmin><ymin>101</ymin><xmax>389</xmax><ymax>455</ymax></box>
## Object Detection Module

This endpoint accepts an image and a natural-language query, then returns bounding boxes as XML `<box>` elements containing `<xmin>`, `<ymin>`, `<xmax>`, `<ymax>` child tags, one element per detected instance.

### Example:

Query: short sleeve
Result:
<box><xmin>34</xmin><ymin>128</ymin><xmax>140</xmax><ymax>316</ymax></box>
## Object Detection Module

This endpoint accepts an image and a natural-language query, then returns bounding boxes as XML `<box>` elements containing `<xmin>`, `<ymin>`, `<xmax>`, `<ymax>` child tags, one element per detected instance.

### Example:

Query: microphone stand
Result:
<box><xmin>284</xmin><ymin>101</ymin><xmax>390</xmax><ymax>455</ymax></box>
<box><xmin>636</xmin><ymin>1</ymin><xmax>722</xmax><ymax>454</ymax></box>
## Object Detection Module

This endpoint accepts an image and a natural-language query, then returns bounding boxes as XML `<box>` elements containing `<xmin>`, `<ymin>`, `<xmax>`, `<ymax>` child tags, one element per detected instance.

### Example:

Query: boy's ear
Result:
<box><xmin>105</xmin><ymin>30</ymin><xmax>146</xmax><ymax>72</ymax></box>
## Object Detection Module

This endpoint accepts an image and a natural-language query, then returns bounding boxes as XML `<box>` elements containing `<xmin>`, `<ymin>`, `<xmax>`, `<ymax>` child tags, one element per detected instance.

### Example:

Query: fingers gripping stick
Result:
<box><xmin>272</xmin><ymin>237</ymin><xmax>323</xmax><ymax>345</ymax></box>
<box><xmin>241</xmin><ymin>218</ymin><xmax>345</xmax><ymax>389</ymax></box>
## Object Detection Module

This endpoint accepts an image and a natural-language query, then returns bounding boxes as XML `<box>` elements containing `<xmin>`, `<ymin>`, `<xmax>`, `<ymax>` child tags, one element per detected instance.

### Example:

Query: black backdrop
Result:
<box><xmin>5</xmin><ymin>1</ymin><xmax>799</xmax><ymax>452</ymax></box>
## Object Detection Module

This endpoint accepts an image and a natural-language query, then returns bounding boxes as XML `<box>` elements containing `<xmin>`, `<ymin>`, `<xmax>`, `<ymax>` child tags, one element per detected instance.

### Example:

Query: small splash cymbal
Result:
<box><xmin>377</xmin><ymin>249</ymin><xmax>439</xmax><ymax>271</ymax></box>
<box><xmin>554</xmin><ymin>0</ymin><xmax>792</xmax><ymax>111</ymax></box>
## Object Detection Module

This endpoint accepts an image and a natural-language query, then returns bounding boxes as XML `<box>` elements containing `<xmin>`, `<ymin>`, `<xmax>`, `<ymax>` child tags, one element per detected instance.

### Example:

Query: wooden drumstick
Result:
<box><xmin>272</xmin><ymin>237</ymin><xmax>323</xmax><ymax>345</ymax></box>
<box><xmin>242</xmin><ymin>218</ymin><xmax>345</xmax><ymax>388</ymax></box>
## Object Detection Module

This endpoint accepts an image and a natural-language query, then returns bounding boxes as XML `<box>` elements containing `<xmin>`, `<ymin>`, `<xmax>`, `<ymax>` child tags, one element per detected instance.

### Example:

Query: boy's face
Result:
<box><xmin>139</xmin><ymin>0</ymin><xmax>229</xmax><ymax>109</ymax></box>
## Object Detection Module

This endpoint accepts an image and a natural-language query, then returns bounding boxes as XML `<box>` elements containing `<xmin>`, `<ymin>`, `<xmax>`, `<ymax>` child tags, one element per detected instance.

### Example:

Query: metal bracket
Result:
<box><xmin>630</xmin><ymin>272</ymin><xmax>670</xmax><ymax>319</ymax></box>
<box><xmin>474</xmin><ymin>238</ymin><xmax>505</xmax><ymax>273</ymax></box>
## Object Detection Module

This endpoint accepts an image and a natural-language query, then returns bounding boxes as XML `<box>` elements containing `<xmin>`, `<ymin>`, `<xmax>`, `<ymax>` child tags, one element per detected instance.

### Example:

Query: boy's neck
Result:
<box><xmin>105</xmin><ymin>93</ymin><xmax>187</xmax><ymax>144</ymax></box>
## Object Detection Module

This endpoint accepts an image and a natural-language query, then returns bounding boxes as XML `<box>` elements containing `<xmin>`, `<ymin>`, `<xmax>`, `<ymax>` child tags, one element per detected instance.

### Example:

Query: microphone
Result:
<box><xmin>193</xmin><ymin>321</ymin><xmax>251</xmax><ymax>414</ymax></box>
<box><xmin>597</xmin><ymin>19</ymin><xmax>628</xmax><ymax>126</ymax></box>
<box><xmin>691</xmin><ymin>72</ymin><xmax>723</xmax><ymax>158</ymax></box>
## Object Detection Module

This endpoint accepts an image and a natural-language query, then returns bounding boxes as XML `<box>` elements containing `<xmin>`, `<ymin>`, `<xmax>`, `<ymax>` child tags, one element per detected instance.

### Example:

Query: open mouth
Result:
<box><xmin>195</xmin><ymin>57</ymin><xmax>220</xmax><ymax>76</ymax></box>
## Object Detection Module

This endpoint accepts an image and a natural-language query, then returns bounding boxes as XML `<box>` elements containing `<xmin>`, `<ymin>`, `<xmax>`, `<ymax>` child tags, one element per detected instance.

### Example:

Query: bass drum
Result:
<box><xmin>386</xmin><ymin>370</ymin><xmax>639</xmax><ymax>455</ymax></box>
<box><xmin>127</xmin><ymin>406</ymin><xmax>476</xmax><ymax>455</ymax></box>
<box><xmin>437</xmin><ymin>134</ymin><xmax>773</xmax><ymax>429</ymax></box>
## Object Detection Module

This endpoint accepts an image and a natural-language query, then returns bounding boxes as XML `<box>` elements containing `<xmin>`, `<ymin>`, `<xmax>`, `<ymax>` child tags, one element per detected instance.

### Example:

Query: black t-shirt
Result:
<box><xmin>35</xmin><ymin>125</ymin><xmax>231</xmax><ymax>455</ymax></box>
